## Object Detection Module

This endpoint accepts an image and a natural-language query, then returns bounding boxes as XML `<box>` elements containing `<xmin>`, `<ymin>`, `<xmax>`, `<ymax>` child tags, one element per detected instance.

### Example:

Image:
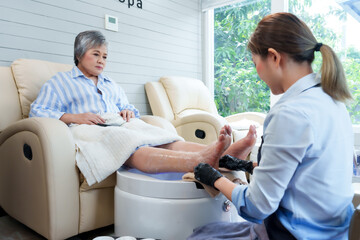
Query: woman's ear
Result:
<box><xmin>267</xmin><ymin>48</ymin><xmax>281</xmax><ymax>67</ymax></box>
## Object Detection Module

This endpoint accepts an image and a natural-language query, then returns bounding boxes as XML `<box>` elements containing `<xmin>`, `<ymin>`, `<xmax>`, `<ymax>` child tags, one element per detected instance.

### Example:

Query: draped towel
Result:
<box><xmin>70</xmin><ymin>115</ymin><xmax>184</xmax><ymax>186</ymax></box>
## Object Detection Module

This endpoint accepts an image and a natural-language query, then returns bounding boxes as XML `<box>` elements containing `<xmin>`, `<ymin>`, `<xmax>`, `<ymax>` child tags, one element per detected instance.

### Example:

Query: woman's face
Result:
<box><xmin>77</xmin><ymin>44</ymin><xmax>107</xmax><ymax>79</ymax></box>
<box><xmin>252</xmin><ymin>53</ymin><xmax>282</xmax><ymax>95</ymax></box>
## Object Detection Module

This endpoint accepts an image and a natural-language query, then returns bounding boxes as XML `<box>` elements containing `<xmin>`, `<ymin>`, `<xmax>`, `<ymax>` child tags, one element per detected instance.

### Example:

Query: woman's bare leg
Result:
<box><xmin>160</xmin><ymin>125</ymin><xmax>257</xmax><ymax>160</ymax></box>
<box><xmin>125</xmin><ymin>128</ymin><xmax>232</xmax><ymax>173</ymax></box>
<box><xmin>158</xmin><ymin>125</ymin><xmax>232</xmax><ymax>152</ymax></box>
<box><xmin>222</xmin><ymin>125</ymin><xmax>257</xmax><ymax>159</ymax></box>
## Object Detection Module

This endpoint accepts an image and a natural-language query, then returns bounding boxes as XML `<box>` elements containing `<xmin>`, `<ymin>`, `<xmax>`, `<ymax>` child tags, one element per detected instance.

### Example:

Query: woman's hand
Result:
<box><xmin>60</xmin><ymin>113</ymin><xmax>105</xmax><ymax>125</ymax></box>
<box><xmin>194</xmin><ymin>163</ymin><xmax>223</xmax><ymax>189</ymax></box>
<box><xmin>119</xmin><ymin>110</ymin><xmax>135</xmax><ymax>122</ymax></box>
<box><xmin>194</xmin><ymin>162</ymin><xmax>238</xmax><ymax>201</ymax></box>
<box><xmin>219</xmin><ymin>154</ymin><xmax>255</xmax><ymax>174</ymax></box>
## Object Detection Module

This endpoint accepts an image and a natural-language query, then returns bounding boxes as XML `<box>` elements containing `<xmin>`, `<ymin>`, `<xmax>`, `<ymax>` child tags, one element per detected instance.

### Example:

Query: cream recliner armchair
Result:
<box><xmin>145</xmin><ymin>76</ymin><xmax>266</xmax><ymax>146</ymax></box>
<box><xmin>0</xmin><ymin>59</ymin><xmax>177</xmax><ymax>240</ymax></box>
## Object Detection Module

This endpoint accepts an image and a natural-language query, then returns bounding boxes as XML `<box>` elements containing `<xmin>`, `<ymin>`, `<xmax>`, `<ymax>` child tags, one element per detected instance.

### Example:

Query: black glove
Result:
<box><xmin>194</xmin><ymin>163</ymin><xmax>223</xmax><ymax>189</ymax></box>
<box><xmin>219</xmin><ymin>154</ymin><xmax>254</xmax><ymax>174</ymax></box>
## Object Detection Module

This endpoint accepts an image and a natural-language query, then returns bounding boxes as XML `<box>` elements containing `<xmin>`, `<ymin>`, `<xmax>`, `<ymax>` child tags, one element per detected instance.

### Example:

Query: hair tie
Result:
<box><xmin>314</xmin><ymin>43</ymin><xmax>323</xmax><ymax>52</ymax></box>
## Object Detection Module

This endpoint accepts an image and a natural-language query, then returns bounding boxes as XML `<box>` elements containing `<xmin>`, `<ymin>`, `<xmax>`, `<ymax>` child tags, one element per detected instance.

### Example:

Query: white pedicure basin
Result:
<box><xmin>114</xmin><ymin>168</ymin><xmax>244</xmax><ymax>240</ymax></box>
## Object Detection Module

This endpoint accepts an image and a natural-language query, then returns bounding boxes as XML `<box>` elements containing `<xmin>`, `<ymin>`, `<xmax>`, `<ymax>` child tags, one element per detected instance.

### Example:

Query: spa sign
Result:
<box><xmin>119</xmin><ymin>0</ymin><xmax>143</xmax><ymax>9</ymax></box>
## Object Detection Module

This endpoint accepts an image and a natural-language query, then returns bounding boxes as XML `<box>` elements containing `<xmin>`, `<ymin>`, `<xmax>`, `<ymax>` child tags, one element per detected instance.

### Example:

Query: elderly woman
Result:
<box><xmin>30</xmin><ymin>30</ymin><xmax>257</xmax><ymax>185</ymax></box>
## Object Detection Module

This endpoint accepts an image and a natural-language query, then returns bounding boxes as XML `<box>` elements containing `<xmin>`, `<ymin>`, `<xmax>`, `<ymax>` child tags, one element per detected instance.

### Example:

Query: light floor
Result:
<box><xmin>0</xmin><ymin>210</ymin><xmax>116</xmax><ymax>240</ymax></box>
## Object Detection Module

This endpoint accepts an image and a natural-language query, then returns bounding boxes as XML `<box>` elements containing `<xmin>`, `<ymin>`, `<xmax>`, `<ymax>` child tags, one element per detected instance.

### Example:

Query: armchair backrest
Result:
<box><xmin>0</xmin><ymin>67</ymin><xmax>22</xmax><ymax>132</ymax></box>
<box><xmin>11</xmin><ymin>59</ymin><xmax>73</xmax><ymax>119</ymax></box>
<box><xmin>0</xmin><ymin>59</ymin><xmax>72</xmax><ymax>132</ymax></box>
<box><xmin>145</xmin><ymin>76</ymin><xmax>218</xmax><ymax>121</ymax></box>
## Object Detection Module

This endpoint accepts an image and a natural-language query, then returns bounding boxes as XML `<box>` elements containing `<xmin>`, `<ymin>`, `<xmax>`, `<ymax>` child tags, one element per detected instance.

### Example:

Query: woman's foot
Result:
<box><xmin>197</xmin><ymin>125</ymin><xmax>232</xmax><ymax>169</ymax></box>
<box><xmin>222</xmin><ymin>125</ymin><xmax>257</xmax><ymax>160</ymax></box>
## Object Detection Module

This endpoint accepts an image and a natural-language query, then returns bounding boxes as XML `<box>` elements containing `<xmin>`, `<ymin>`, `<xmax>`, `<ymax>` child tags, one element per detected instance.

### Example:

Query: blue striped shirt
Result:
<box><xmin>29</xmin><ymin>66</ymin><xmax>140</xmax><ymax>119</ymax></box>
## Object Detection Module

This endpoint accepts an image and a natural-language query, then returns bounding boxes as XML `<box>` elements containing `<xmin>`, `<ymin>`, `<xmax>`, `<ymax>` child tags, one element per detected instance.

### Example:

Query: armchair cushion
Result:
<box><xmin>229</xmin><ymin>119</ymin><xmax>260</xmax><ymax>131</ymax></box>
<box><xmin>0</xmin><ymin>67</ymin><xmax>22</xmax><ymax>132</ymax></box>
<box><xmin>146</xmin><ymin>76</ymin><xmax>266</xmax><ymax>145</ymax></box>
<box><xmin>144</xmin><ymin>81</ymin><xmax>175</xmax><ymax>121</ymax></box>
<box><xmin>160</xmin><ymin>76</ymin><xmax>218</xmax><ymax>117</ymax></box>
<box><xmin>80</xmin><ymin>173</ymin><xmax>116</xmax><ymax>192</ymax></box>
<box><xmin>11</xmin><ymin>59</ymin><xmax>72</xmax><ymax>118</ymax></box>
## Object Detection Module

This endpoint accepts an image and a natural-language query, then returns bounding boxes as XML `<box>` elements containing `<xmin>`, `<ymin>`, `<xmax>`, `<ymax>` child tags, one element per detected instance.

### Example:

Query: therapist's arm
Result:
<box><xmin>214</xmin><ymin>177</ymin><xmax>237</xmax><ymax>201</ymax></box>
<box><xmin>194</xmin><ymin>163</ymin><xmax>238</xmax><ymax>201</ymax></box>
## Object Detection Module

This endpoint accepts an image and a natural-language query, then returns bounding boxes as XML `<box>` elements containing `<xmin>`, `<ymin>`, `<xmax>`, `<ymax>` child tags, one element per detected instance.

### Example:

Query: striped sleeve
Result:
<box><xmin>116</xmin><ymin>85</ymin><xmax>140</xmax><ymax>118</ymax></box>
<box><xmin>29</xmin><ymin>80</ymin><xmax>65</xmax><ymax>119</ymax></box>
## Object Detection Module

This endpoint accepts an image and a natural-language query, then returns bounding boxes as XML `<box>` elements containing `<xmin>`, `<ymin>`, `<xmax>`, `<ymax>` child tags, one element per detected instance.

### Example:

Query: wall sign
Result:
<box><xmin>119</xmin><ymin>0</ymin><xmax>143</xmax><ymax>9</ymax></box>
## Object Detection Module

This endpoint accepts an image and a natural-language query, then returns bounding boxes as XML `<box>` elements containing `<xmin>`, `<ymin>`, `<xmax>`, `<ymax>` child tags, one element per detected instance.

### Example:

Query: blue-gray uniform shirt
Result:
<box><xmin>232</xmin><ymin>73</ymin><xmax>354</xmax><ymax>239</ymax></box>
<box><xmin>29</xmin><ymin>66</ymin><xmax>140</xmax><ymax>119</ymax></box>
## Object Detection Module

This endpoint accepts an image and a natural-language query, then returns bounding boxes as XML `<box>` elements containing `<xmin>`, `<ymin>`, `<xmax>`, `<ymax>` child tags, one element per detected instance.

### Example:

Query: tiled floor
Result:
<box><xmin>0</xmin><ymin>209</ymin><xmax>116</xmax><ymax>240</ymax></box>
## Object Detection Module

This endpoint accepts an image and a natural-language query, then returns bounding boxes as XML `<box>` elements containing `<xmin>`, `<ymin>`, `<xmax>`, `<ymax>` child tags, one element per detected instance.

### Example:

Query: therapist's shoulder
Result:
<box><xmin>265</xmin><ymin>100</ymin><xmax>312</xmax><ymax>128</ymax></box>
<box><xmin>271</xmin><ymin>99</ymin><xmax>310</xmax><ymax>117</ymax></box>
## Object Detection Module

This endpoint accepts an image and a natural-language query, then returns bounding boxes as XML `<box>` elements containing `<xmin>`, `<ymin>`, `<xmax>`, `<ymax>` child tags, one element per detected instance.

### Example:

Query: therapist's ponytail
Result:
<box><xmin>317</xmin><ymin>44</ymin><xmax>352</xmax><ymax>102</ymax></box>
<box><xmin>248</xmin><ymin>12</ymin><xmax>352</xmax><ymax>103</ymax></box>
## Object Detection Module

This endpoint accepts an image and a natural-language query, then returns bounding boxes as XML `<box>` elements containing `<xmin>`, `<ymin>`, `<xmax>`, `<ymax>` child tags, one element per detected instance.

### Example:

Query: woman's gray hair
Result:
<box><xmin>74</xmin><ymin>30</ymin><xmax>108</xmax><ymax>66</ymax></box>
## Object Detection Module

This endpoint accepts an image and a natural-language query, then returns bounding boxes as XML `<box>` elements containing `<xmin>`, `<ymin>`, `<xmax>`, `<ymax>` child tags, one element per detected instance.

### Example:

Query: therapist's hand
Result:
<box><xmin>194</xmin><ymin>163</ymin><xmax>223</xmax><ymax>189</ymax></box>
<box><xmin>119</xmin><ymin>110</ymin><xmax>135</xmax><ymax>122</ymax></box>
<box><xmin>219</xmin><ymin>154</ymin><xmax>255</xmax><ymax>174</ymax></box>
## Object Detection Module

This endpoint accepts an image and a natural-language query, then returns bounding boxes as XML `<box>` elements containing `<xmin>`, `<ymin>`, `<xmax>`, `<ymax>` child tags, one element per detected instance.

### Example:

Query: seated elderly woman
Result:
<box><xmin>29</xmin><ymin>30</ymin><xmax>256</xmax><ymax>184</ymax></box>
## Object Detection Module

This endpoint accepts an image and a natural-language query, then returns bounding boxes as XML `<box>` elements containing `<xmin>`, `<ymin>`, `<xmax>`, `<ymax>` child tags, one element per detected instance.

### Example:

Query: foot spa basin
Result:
<box><xmin>114</xmin><ymin>168</ymin><xmax>243</xmax><ymax>240</ymax></box>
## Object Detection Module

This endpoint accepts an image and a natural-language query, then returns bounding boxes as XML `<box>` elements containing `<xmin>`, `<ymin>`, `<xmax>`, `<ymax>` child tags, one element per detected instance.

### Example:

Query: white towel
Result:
<box><xmin>70</xmin><ymin>115</ymin><xmax>184</xmax><ymax>186</ymax></box>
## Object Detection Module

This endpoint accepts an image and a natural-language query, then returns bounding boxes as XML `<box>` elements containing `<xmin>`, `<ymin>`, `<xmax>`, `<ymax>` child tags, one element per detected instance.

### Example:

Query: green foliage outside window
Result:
<box><xmin>214</xmin><ymin>0</ymin><xmax>271</xmax><ymax>117</ymax></box>
<box><xmin>214</xmin><ymin>0</ymin><xmax>360</xmax><ymax>124</ymax></box>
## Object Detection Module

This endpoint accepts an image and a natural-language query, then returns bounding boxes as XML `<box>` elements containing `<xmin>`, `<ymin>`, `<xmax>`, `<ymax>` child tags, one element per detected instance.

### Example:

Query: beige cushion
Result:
<box><xmin>0</xmin><ymin>67</ymin><xmax>22</xmax><ymax>131</ymax></box>
<box><xmin>229</xmin><ymin>119</ymin><xmax>260</xmax><ymax>131</ymax></box>
<box><xmin>79</xmin><ymin>187</ymin><xmax>114</xmax><ymax>233</ymax></box>
<box><xmin>144</xmin><ymin>82</ymin><xmax>175</xmax><ymax>121</ymax></box>
<box><xmin>80</xmin><ymin>173</ymin><xmax>116</xmax><ymax>192</ymax></box>
<box><xmin>11</xmin><ymin>59</ymin><xmax>73</xmax><ymax>118</ymax></box>
<box><xmin>160</xmin><ymin>76</ymin><xmax>218</xmax><ymax>117</ymax></box>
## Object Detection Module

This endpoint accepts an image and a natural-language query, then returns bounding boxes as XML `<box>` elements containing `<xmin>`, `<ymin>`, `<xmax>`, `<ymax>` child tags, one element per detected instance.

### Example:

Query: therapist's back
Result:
<box><xmin>246</xmin><ymin>12</ymin><xmax>354</xmax><ymax>239</ymax></box>
<box><xmin>190</xmin><ymin>12</ymin><xmax>355</xmax><ymax>240</ymax></box>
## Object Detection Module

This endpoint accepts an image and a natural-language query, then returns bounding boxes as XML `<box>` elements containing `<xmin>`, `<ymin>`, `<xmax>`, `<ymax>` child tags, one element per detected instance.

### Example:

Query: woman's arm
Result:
<box><xmin>214</xmin><ymin>177</ymin><xmax>237</xmax><ymax>201</ymax></box>
<box><xmin>195</xmin><ymin>107</ymin><xmax>313</xmax><ymax>222</ymax></box>
<box><xmin>60</xmin><ymin>113</ymin><xmax>105</xmax><ymax>125</ymax></box>
<box><xmin>29</xmin><ymin>83</ymin><xmax>65</xmax><ymax>119</ymax></box>
<box><xmin>116</xmin><ymin>85</ymin><xmax>140</xmax><ymax>118</ymax></box>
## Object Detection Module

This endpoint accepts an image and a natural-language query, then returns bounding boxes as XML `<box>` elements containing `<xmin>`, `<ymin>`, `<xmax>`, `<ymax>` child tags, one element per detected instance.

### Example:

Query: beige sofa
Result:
<box><xmin>145</xmin><ymin>76</ymin><xmax>266</xmax><ymax>145</ymax></box>
<box><xmin>0</xmin><ymin>59</ymin><xmax>177</xmax><ymax>240</ymax></box>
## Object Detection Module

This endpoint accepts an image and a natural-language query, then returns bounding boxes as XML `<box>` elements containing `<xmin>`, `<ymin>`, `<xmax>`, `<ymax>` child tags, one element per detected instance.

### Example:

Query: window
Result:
<box><xmin>212</xmin><ymin>0</ymin><xmax>360</xmax><ymax>124</ymax></box>
<box><xmin>290</xmin><ymin>0</ymin><xmax>360</xmax><ymax>124</ymax></box>
<box><xmin>213</xmin><ymin>0</ymin><xmax>271</xmax><ymax>117</ymax></box>
<box><xmin>214</xmin><ymin>0</ymin><xmax>360</xmax><ymax>124</ymax></box>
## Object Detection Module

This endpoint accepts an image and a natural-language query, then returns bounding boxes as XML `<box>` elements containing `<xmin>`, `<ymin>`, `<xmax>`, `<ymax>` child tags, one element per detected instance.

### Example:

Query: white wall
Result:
<box><xmin>0</xmin><ymin>0</ymin><xmax>202</xmax><ymax>114</ymax></box>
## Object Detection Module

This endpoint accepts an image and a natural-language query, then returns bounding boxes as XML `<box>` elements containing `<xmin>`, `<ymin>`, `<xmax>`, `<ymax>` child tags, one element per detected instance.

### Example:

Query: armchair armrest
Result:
<box><xmin>140</xmin><ymin>115</ymin><xmax>177</xmax><ymax>134</ymax></box>
<box><xmin>0</xmin><ymin>117</ymin><xmax>79</xmax><ymax>239</ymax></box>
<box><xmin>225</xmin><ymin>112</ymin><xmax>266</xmax><ymax>125</ymax></box>
<box><xmin>172</xmin><ymin>111</ymin><xmax>228</xmax><ymax>145</ymax></box>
